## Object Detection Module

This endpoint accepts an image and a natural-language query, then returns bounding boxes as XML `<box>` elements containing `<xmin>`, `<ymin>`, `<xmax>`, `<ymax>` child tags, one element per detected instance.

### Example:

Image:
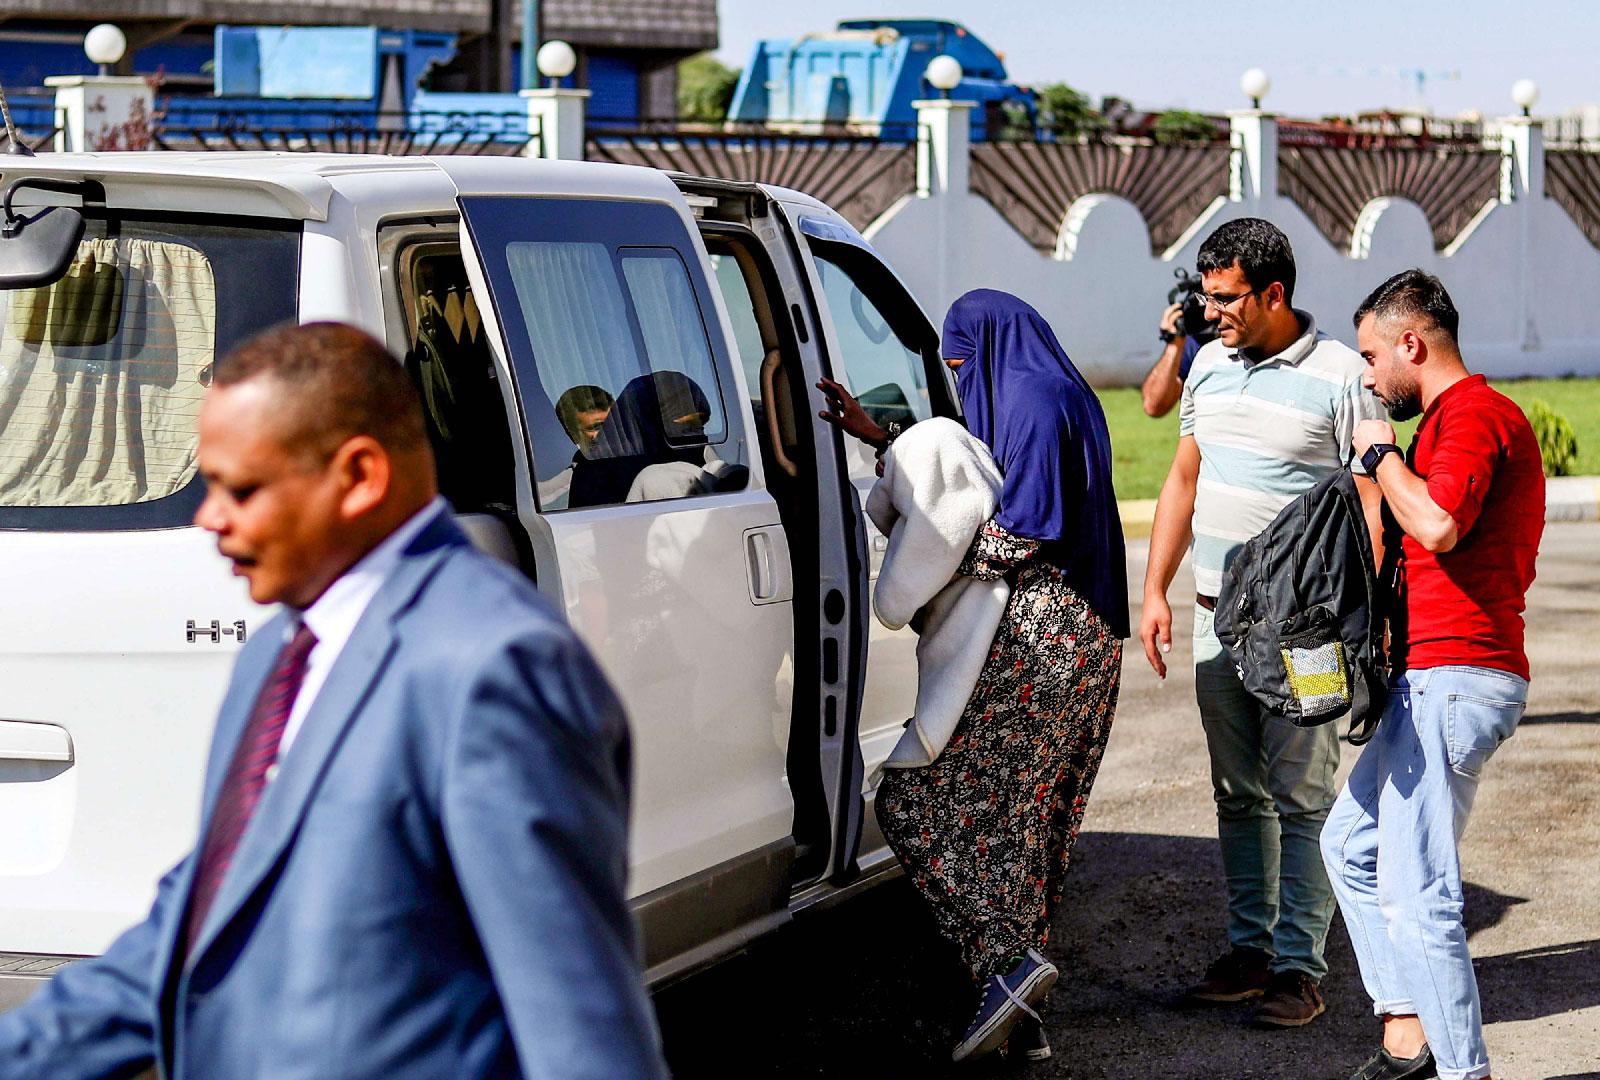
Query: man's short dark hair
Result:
<box><xmin>555</xmin><ymin>384</ymin><xmax>615</xmax><ymax>442</ymax></box>
<box><xmin>1197</xmin><ymin>218</ymin><xmax>1297</xmax><ymax>305</ymax></box>
<box><xmin>215</xmin><ymin>321</ymin><xmax>429</xmax><ymax>460</ymax></box>
<box><xmin>1352</xmin><ymin>268</ymin><xmax>1460</xmax><ymax>342</ymax></box>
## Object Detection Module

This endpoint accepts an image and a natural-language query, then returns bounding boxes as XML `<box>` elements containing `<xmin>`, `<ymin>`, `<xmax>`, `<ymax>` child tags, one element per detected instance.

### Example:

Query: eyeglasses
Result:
<box><xmin>1196</xmin><ymin>287</ymin><xmax>1261</xmax><ymax>311</ymax></box>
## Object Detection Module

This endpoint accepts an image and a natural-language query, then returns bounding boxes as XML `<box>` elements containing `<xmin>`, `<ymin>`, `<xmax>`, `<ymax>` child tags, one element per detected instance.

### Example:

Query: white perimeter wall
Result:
<box><xmin>866</xmin><ymin>113</ymin><xmax>1600</xmax><ymax>386</ymax></box>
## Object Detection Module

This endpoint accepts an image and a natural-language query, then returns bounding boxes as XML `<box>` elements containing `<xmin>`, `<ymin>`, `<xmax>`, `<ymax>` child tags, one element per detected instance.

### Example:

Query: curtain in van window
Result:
<box><xmin>0</xmin><ymin>238</ymin><xmax>215</xmax><ymax>507</ymax></box>
<box><xmin>619</xmin><ymin>252</ymin><xmax>726</xmax><ymax>442</ymax></box>
<box><xmin>503</xmin><ymin>241</ymin><xmax>642</xmax><ymax>410</ymax></box>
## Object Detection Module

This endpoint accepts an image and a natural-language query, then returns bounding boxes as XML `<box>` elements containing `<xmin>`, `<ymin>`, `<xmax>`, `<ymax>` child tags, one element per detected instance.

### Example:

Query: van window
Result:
<box><xmin>619</xmin><ymin>249</ymin><xmax>728</xmax><ymax>444</ymax></box>
<box><xmin>0</xmin><ymin>215</ymin><xmax>299</xmax><ymax>530</ymax></box>
<box><xmin>460</xmin><ymin>195</ymin><xmax>749</xmax><ymax>513</ymax></box>
<box><xmin>812</xmin><ymin>252</ymin><xmax>932</xmax><ymax>430</ymax></box>
<box><xmin>392</xmin><ymin>242</ymin><xmax>516</xmax><ymax>515</ymax></box>
<box><xmin>708</xmin><ymin>250</ymin><xmax>767</xmax><ymax>412</ymax></box>
<box><xmin>0</xmin><ymin>238</ymin><xmax>212</xmax><ymax>508</ymax></box>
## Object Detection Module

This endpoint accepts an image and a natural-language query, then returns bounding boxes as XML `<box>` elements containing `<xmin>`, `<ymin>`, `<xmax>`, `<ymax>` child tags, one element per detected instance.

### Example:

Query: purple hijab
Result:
<box><xmin>943</xmin><ymin>289</ymin><xmax>1129</xmax><ymax>638</ymax></box>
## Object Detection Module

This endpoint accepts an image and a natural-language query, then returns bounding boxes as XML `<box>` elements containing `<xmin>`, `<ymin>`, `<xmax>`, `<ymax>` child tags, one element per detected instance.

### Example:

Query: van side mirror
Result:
<box><xmin>0</xmin><ymin>177</ymin><xmax>103</xmax><ymax>290</ymax></box>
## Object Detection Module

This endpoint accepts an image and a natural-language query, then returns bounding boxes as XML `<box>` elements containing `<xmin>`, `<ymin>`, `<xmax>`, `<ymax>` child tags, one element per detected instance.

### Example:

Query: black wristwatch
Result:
<box><xmin>883</xmin><ymin>420</ymin><xmax>905</xmax><ymax>446</ymax></box>
<box><xmin>1360</xmin><ymin>442</ymin><xmax>1403</xmax><ymax>474</ymax></box>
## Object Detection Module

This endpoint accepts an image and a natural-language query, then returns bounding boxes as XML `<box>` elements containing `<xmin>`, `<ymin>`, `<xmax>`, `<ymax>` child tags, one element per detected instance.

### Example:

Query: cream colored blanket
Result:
<box><xmin>866</xmin><ymin>417</ymin><xmax>1009</xmax><ymax>769</ymax></box>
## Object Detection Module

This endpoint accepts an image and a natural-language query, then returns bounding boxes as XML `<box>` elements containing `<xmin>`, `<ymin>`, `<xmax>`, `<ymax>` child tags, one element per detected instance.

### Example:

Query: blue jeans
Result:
<box><xmin>1193</xmin><ymin>604</ymin><xmax>1341</xmax><ymax>979</ymax></box>
<box><xmin>1321</xmin><ymin>666</ymin><xmax>1527</xmax><ymax>1080</ymax></box>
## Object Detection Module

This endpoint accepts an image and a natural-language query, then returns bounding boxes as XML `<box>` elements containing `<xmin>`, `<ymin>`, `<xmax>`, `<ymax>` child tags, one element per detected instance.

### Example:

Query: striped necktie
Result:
<box><xmin>182</xmin><ymin>621</ymin><xmax>318</xmax><ymax>953</ymax></box>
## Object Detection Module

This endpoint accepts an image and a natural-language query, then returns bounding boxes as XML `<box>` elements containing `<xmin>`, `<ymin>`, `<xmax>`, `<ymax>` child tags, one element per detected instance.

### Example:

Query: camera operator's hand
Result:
<box><xmin>1160</xmin><ymin>302</ymin><xmax>1184</xmax><ymax>339</ymax></box>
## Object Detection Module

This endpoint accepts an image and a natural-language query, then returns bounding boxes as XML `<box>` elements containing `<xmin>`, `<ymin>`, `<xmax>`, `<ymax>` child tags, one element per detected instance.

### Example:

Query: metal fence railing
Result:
<box><xmin>151</xmin><ymin>101</ymin><xmax>539</xmax><ymax>156</ymax></box>
<box><xmin>585</xmin><ymin>119</ymin><xmax>918</xmax><ymax>230</ymax></box>
<box><xmin>0</xmin><ymin>90</ymin><xmax>62</xmax><ymax>151</ymax></box>
<box><xmin>1278</xmin><ymin>116</ymin><xmax>1496</xmax><ymax>150</ymax></box>
<box><xmin>586</xmin><ymin>116</ymin><xmax>923</xmax><ymax>144</ymax></box>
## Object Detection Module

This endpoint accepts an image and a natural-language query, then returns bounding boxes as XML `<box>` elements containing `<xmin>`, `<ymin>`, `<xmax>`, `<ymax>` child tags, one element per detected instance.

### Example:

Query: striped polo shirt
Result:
<box><xmin>1179</xmin><ymin>310</ymin><xmax>1385</xmax><ymax>597</ymax></box>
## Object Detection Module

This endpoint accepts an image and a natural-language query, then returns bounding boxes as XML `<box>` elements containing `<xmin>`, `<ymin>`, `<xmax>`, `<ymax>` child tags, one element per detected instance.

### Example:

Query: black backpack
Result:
<box><xmin>1214</xmin><ymin>469</ymin><xmax>1390</xmax><ymax>744</ymax></box>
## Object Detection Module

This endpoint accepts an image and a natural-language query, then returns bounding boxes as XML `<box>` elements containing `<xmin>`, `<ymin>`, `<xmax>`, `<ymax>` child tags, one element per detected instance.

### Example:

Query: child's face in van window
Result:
<box><xmin>193</xmin><ymin>379</ymin><xmax>368</xmax><ymax>609</ymax></box>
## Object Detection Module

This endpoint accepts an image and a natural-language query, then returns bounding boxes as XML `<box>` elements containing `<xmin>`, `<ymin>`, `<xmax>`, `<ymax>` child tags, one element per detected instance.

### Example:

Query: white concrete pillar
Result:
<box><xmin>1499</xmin><ymin>115</ymin><xmax>1545</xmax><ymax>202</ymax></box>
<box><xmin>1228</xmin><ymin>109</ymin><xmax>1278</xmax><ymax>204</ymax></box>
<box><xmin>522</xmin><ymin>87</ymin><xmax>590</xmax><ymax>160</ymax></box>
<box><xmin>45</xmin><ymin>75</ymin><xmax>153</xmax><ymax>153</ymax></box>
<box><xmin>912</xmin><ymin>99</ymin><xmax>976</xmax><ymax>322</ymax></box>
<box><xmin>913</xmin><ymin>98</ymin><xmax>975</xmax><ymax>198</ymax></box>
<box><xmin>1500</xmin><ymin>116</ymin><xmax>1545</xmax><ymax>351</ymax></box>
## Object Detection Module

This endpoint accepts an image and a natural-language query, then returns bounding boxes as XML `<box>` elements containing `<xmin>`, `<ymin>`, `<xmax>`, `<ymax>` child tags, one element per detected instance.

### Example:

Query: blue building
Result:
<box><xmin>0</xmin><ymin>0</ymin><xmax>715</xmax><ymax>121</ymax></box>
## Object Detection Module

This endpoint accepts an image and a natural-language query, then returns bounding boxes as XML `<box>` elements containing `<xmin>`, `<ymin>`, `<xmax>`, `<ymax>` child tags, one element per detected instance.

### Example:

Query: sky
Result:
<box><xmin>714</xmin><ymin>1</ymin><xmax>1600</xmax><ymax>119</ymax></box>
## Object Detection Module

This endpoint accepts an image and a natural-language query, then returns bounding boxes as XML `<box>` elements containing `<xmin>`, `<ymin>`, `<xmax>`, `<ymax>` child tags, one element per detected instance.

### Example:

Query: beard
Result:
<box><xmin>1383</xmin><ymin>390</ymin><xmax>1422</xmax><ymax>422</ymax></box>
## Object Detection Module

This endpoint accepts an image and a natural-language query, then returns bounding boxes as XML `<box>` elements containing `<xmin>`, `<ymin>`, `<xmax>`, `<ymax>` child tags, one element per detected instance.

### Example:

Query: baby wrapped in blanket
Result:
<box><xmin>866</xmin><ymin>416</ymin><xmax>1009</xmax><ymax>769</ymax></box>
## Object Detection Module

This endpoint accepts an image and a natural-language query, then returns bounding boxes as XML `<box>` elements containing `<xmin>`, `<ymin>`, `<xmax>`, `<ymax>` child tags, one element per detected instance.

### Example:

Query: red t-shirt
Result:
<box><xmin>1392</xmin><ymin>374</ymin><xmax>1544</xmax><ymax>679</ymax></box>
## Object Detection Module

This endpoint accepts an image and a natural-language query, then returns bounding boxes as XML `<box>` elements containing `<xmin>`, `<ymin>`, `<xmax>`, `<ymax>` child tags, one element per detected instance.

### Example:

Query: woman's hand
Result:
<box><xmin>816</xmin><ymin>378</ymin><xmax>889</xmax><ymax>450</ymax></box>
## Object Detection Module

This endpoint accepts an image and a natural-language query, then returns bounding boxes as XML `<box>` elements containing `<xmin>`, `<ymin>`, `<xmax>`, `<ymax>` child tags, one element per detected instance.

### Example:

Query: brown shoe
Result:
<box><xmin>1254</xmin><ymin>970</ymin><xmax>1326</xmax><ymax>1027</ymax></box>
<box><xmin>1185</xmin><ymin>947</ymin><xmax>1272</xmax><ymax>1003</ymax></box>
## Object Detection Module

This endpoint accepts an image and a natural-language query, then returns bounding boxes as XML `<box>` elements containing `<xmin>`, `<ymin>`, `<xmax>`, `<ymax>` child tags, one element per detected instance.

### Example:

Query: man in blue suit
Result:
<box><xmin>0</xmin><ymin>322</ymin><xmax>667</xmax><ymax>1079</ymax></box>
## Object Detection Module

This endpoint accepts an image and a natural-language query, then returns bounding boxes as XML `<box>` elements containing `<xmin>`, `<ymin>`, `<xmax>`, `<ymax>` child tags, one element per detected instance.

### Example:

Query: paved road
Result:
<box><xmin>654</xmin><ymin>522</ymin><xmax>1600</xmax><ymax>1079</ymax></box>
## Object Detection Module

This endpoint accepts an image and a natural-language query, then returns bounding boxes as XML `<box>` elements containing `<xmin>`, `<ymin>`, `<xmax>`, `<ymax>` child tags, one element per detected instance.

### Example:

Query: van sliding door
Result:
<box><xmin>773</xmin><ymin>206</ymin><xmax>952</xmax><ymax>803</ymax></box>
<box><xmin>452</xmin><ymin>191</ymin><xmax>797</xmax><ymax>979</ymax></box>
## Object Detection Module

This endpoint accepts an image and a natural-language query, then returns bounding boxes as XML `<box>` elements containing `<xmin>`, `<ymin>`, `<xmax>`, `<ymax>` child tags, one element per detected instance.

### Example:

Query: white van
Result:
<box><xmin>0</xmin><ymin>153</ymin><xmax>958</xmax><ymax>1002</ymax></box>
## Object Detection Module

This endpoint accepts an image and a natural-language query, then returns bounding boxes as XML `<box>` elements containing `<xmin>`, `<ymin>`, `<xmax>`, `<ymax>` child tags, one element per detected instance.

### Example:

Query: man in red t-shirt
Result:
<box><xmin>1321</xmin><ymin>270</ymin><xmax>1544</xmax><ymax>1080</ymax></box>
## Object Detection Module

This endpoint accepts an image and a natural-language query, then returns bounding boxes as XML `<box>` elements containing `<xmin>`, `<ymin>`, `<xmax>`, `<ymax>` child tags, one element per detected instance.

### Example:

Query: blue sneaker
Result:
<box><xmin>950</xmin><ymin>949</ymin><xmax>1059</xmax><ymax>1063</ymax></box>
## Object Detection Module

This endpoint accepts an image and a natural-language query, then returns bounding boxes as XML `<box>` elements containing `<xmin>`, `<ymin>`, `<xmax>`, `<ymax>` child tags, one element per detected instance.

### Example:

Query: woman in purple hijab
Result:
<box><xmin>821</xmin><ymin>289</ymin><xmax>1127</xmax><ymax>1064</ymax></box>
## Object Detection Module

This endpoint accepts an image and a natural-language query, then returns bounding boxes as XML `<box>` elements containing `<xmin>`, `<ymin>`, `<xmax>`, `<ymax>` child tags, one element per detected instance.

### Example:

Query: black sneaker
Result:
<box><xmin>1184</xmin><ymin>946</ymin><xmax>1272</xmax><ymax>1003</ymax></box>
<box><xmin>1006</xmin><ymin>1015</ymin><xmax>1051</xmax><ymax>1063</ymax></box>
<box><xmin>1349</xmin><ymin>1043</ymin><xmax>1437</xmax><ymax>1080</ymax></box>
<box><xmin>1254</xmin><ymin>970</ymin><xmax>1325</xmax><ymax>1027</ymax></box>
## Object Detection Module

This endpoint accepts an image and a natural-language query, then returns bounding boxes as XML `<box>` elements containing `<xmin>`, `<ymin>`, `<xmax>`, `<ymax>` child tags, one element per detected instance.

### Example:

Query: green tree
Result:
<box><xmin>1152</xmin><ymin>109</ymin><xmax>1220</xmax><ymax>145</ymax></box>
<box><xmin>678</xmin><ymin>53</ymin><xmax>740</xmax><ymax>122</ymax></box>
<box><xmin>1036</xmin><ymin>82</ymin><xmax>1104</xmax><ymax>137</ymax></box>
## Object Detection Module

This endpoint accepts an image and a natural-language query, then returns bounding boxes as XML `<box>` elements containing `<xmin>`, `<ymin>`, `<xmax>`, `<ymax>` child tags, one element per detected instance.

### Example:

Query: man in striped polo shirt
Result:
<box><xmin>1140</xmin><ymin>218</ymin><xmax>1386</xmax><ymax>1027</ymax></box>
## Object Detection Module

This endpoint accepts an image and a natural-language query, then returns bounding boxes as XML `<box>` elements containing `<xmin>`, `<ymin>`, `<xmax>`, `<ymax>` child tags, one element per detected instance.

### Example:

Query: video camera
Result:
<box><xmin>1166</xmin><ymin>267</ymin><xmax>1218</xmax><ymax>346</ymax></box>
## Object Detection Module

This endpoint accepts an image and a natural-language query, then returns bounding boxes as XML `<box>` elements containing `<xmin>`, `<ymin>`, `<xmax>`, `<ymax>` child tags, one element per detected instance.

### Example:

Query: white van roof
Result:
<box><xmin>0</xmin><ymin>153</ymin><xmax>681</xmax><ymax>222</ymax></box>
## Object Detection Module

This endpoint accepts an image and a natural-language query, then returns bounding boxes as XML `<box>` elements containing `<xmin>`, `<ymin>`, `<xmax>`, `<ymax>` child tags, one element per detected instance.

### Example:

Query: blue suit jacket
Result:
<box><xmin>0</xmin><ymin>514</ymin><xmax>667</xmax><ymax>1079</ymax></box>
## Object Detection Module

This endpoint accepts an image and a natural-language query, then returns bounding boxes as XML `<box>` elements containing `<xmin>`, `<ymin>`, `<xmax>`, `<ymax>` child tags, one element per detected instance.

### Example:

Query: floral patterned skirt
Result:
<box><xmin>875</xmin><ymin>564</ymin><xmax>1122</xmax><ymax>983</ymax></box>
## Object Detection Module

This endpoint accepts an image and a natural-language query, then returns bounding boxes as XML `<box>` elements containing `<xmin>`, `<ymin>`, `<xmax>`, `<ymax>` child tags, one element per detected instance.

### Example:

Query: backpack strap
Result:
<box><xmin>1347</xmin><ymin>508</ymin><xmax>1403</xmax><ymax>745</ymax></box>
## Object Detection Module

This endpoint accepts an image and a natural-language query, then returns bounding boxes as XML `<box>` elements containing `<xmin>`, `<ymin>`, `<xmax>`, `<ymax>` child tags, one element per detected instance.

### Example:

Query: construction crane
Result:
<box><xmin>1306</xmin><ymin>64</ymin><xmax>1462</xmax><ymax>111</ymax></box>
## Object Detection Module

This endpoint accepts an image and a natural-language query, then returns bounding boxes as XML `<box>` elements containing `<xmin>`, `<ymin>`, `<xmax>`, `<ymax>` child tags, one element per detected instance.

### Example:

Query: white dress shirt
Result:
<box><xmin>274</xmin><ymin>497</ymin><xmax>449</xmax><ymax>764</ymax></box>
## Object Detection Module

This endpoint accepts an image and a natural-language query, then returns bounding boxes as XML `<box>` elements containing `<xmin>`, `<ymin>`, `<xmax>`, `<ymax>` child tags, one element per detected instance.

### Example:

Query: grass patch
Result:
<box><xmin>1490</xmin><ymin>378</ymin><xmax>1600</xmax><ymax>476</ymax></box>
<box><xmin>1101</xmin><ymin>376</ymin><xmax>1600</xmax><ymax>501</ymax></box>
<box><xmin>1100</xmin><ymin>387</ymin><xmax>1181</xmax><ymax>502</ymax></box>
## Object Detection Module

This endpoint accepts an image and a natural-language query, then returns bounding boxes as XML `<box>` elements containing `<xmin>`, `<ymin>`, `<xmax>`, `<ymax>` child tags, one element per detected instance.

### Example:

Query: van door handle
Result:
<box><xmin>744</xmin><ymin>526</ymin><xmax>792</xmax><ymax>606</ymax></box>
<box><xmin>0</xmin><ymin>719</ymin><xmax>73</xmax><ymax>763</ymax></box>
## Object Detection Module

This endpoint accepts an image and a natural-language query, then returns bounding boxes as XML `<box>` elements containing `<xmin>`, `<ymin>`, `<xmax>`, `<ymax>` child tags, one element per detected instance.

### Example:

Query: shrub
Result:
<box><xmin>1526</xmin><ymin>398</ymin><xmax>1579</xmax><ymax>477</ymax></box>
<box><xmin>1036</xmin><ymin>82</ymin><xmax>1105</xmax><ymax>138</ymax></box>
<box><xmin>1152</xmin><ymin>109</ymin><xmax>1220</xmax><ymax>145</ymax></box>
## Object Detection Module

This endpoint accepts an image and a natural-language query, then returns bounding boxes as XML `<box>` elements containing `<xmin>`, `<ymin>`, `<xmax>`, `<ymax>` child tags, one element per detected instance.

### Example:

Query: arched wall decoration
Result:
<box><xmin>1545</xmin><ymin>149</ymin><xmax>1600</xmax><ymax>251</ymax></box>
<box><xmin>584</xmin><ymin>132</ymin><xmax>917</xmax><ymax>232</ymax></box>
<box><xmin>968</xmin><ymin>141</ymin><xmax>1231</xmax><ymax>256</ymax></box>
<box><xmin>1277</xmin><ymin>145</ymin><xmax>1500</xmax><ymax>252</ymax></box>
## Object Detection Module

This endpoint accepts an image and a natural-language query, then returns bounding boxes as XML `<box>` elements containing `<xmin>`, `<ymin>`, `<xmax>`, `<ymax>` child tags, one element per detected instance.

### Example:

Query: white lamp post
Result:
<box><xmin>84</xmin><ymin>23</ymin><xmax>127</xmax><ymax>77</ymax></box>
<box><xmin>1240</xmin><ymin>67</ymin><xmax>1271</xmax><ymax>110</ymax></box>
<box><xmin>925</xmin><ymin>55</ymin><xmax>962</xmax><ymax>100</ymax></box>
<box><xmin>536</xmin><ymin>40</ymin><xmax>577</xmax><ymax>89</ymax></box>
<box><xmin>1511</xmin><ymin>78</ymin><xmax>1540</xmax><ymax>118</ymax></box>
<box><xmin>522</xmin><ymin>41</ymin><xmax>588</xmax><ymax>160</ymax></box>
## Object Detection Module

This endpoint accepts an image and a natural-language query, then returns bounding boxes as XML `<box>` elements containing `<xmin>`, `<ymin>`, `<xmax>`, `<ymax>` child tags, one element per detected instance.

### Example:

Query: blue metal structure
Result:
<box><xmin>727</xmin><ymin>18</ymin><xmax>1033</xmax><ymax>140</ymax></box>
<box><xmin>214</xmin><ymin>26</ymin><xmax>457</xmax><ymax>112</ymax></box>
